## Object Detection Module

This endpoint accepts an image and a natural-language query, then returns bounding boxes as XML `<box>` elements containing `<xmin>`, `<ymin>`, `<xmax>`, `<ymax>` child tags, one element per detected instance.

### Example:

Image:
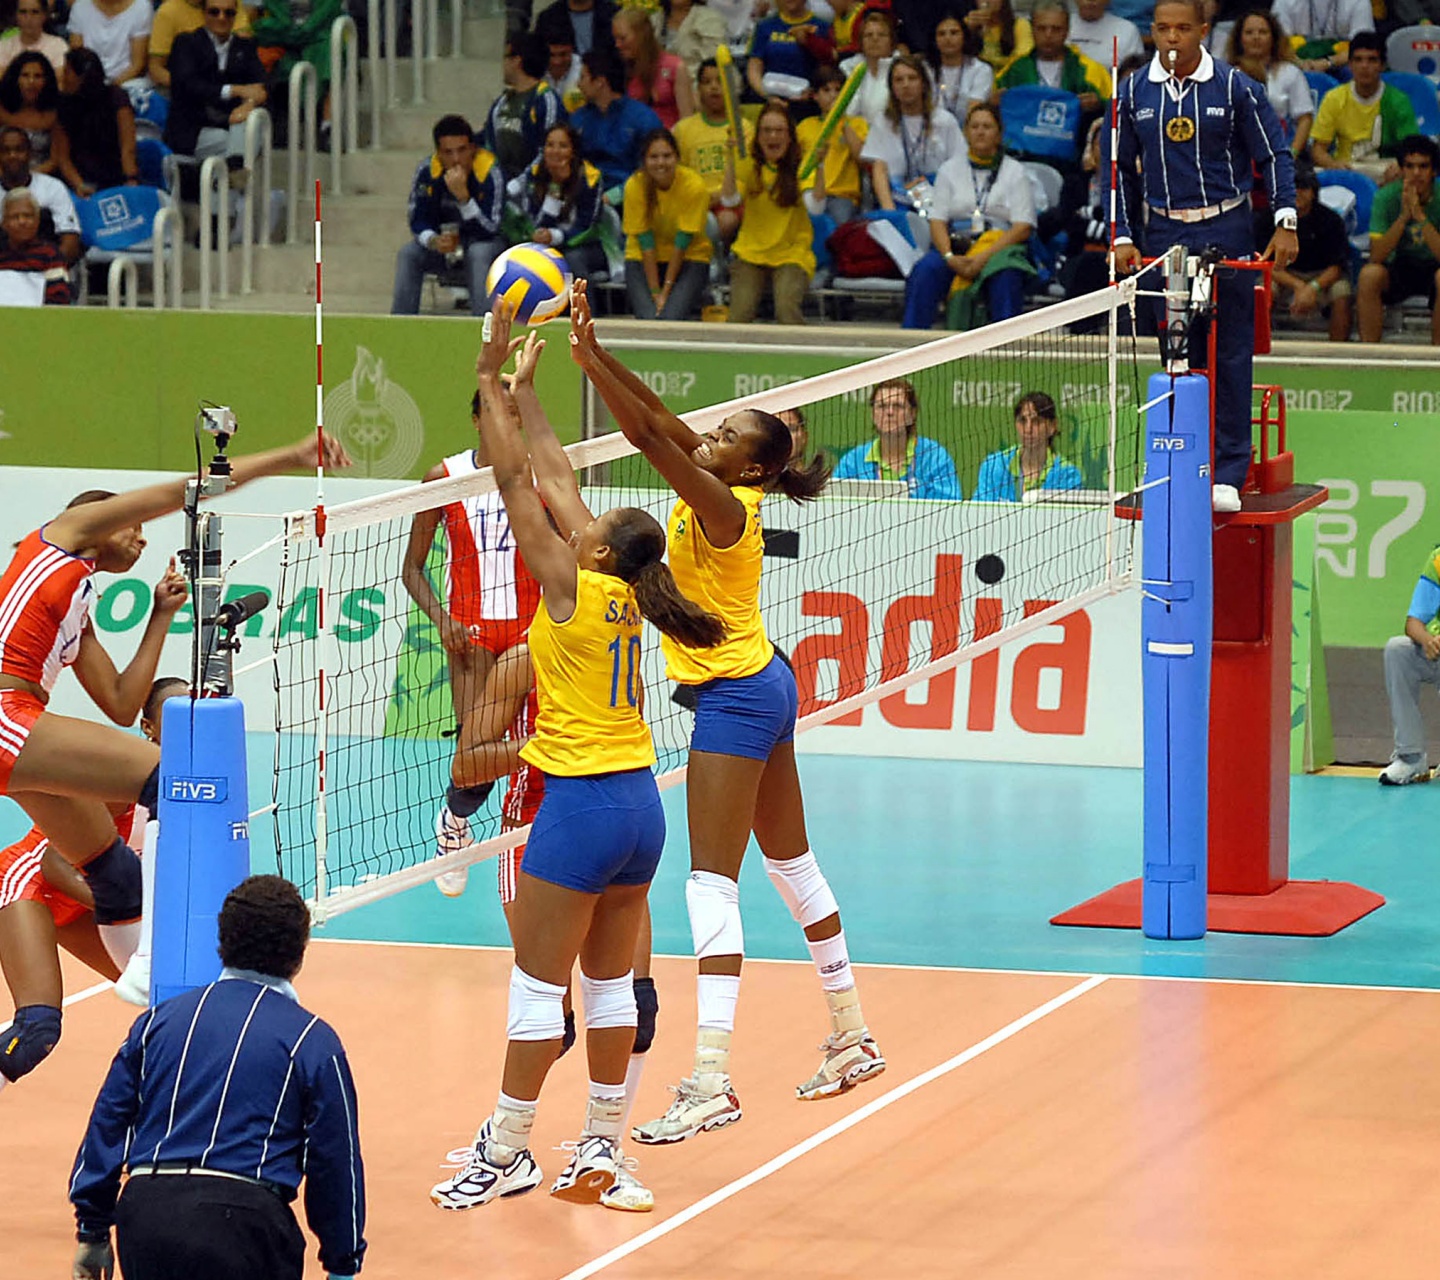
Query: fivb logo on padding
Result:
<box><xmin>166</xmin><ymin>776</ymin><xmax>229</xmax><ymax>803</ymax></box>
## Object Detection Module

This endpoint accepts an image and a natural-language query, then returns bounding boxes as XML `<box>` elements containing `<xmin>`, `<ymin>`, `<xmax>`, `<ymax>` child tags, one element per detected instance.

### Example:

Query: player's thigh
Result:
<box><xmin>750</xmin><ymin>739</ymin><xmax>810</xmax><ymax>860</ymax></box>
<box><xmin>55</xmin><ymin>916</ymin><xmax>120</xmax><ymax>982</ymax></box>
<box><xmin>11</xmin><ymin>792</ymin><xmax>123</xmax><ymax>862</ymax></box>
<box><xmin>461</xmin><ymin>644</ymin><xmax>533</xmax><ymax>749</ymax></box>
<box><xmin>41</xmin><ymin>847</ymin><xmax>94</xmax><ymax>907</ymax></box>
<box><xmin>510</xmin><ymin>872</ymin><xmax>598</xmax><ymax>985</ymax></box>
<box><xmin>448</xmin><ymin>642</ymin><xmax>495</xmax><ymax>727</ymax></box>
<box><xmin>579</xmin><ymin>882</ymin><xmax>651</xmax><ymax>980</ymax></box>
<box><xmin>686</xmin><ymin>750</ymin><xmax>766</xmax><ymax>879</ymax></box>
<box><xmin>0</xmin><ymin>900</ymin><xmax>64</xmax><ymax>1008</ymax></box>
<box><xmin>9</xmin><ymin>712</ymin><xmax>157</xmax><ymax>804</ymax></box>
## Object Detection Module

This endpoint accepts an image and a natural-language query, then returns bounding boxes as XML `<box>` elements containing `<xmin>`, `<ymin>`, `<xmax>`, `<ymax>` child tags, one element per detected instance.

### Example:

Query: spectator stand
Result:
<box><xmin>1385</xmin><ymin>25</ymin><xmax>1440</xmax><ymax>80</ymax></box>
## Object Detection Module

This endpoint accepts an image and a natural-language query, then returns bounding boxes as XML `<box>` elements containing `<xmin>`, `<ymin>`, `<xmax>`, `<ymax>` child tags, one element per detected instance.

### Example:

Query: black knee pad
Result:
<box><xmin>80</xmin><ymin>838</ymin><xmax>143</xmax><ymax>925</ymax></box>
<box><xmin>137</xmin><ymin>763</ymin><xmax>160</xmax><ymax>814</ymax></box>
<box><xmin>632</xmin><ymin>977</ymin><xmax>658</xmax><ymax>1055</ymax></box>
<box><xmin>445</xmin><ymin>781</ymin><xmax>494</xmax><ymax>818</ymax></box>
<box><xmin>0</xmin><ymin>1005</ymin><xmax>61</xmax><ymax>1083</ymax></box>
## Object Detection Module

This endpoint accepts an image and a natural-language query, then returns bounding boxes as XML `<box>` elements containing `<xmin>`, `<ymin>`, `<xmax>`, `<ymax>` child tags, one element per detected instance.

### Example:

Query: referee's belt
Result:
<box><xmin>1147</xmin><ymin>194</ymin><xmax>1247</xmax><ymax>223</ymax></box>
<box><xmin>128</xmin><ymin>1162</ymin><xmax>296</xmax><ymax>1203</ymax></box>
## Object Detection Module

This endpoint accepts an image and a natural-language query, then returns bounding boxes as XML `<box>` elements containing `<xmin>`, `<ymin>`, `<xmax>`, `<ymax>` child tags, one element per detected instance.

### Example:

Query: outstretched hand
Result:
<box><xmin>568</xmin><ymin>280</ymin><xmax>598</xmax><ymax>366</ymax></box>
<box><xmin>152</xmin><ymin>556</ymin><xmax>188</xmax><ymax>615</ymax></box>
<box><xmin>477</xmin><ymin>302</ymin><xmax>525</xmax><ymax>381</ymax></box>
<box><xmin>508</xmin><ymin>330</ymin><xmax>546</xmax><ymax>389</ymax></box>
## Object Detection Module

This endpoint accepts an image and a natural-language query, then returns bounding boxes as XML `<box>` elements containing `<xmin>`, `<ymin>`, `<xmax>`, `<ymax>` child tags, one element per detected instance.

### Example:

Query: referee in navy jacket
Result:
<box><xmin>1105</xmin><ymin>0</ymin><xmax>1298</xmax><ymax>514</ymax></box>
<box><xmin>69</xmin><ymin>875</ymin><xmax>366</xmax><ymax>1280</ymax></box>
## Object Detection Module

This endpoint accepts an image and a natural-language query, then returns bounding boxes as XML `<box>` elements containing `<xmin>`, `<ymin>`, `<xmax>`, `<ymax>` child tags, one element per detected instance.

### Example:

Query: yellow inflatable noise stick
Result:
<box><xmin>797</xmin><ymin>59</ymin><xmax>866</xmax><ymax>182</ymax></box>
<box><xmin>714</xmin><ymin>45</ymin><xmax>747</xmax><ymax>161</ymax></box>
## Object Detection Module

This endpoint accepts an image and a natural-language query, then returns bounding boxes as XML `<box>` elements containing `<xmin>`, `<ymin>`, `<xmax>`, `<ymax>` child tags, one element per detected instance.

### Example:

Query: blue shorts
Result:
<box><xmin>520</xmin><ymin>768</ymin><xmax>665</xmax><ymax>894</ymax></box>
<box><xmin>688</xmin><ymin>653</ymin><xmax>797</xmax><ymax>762</ymax></box>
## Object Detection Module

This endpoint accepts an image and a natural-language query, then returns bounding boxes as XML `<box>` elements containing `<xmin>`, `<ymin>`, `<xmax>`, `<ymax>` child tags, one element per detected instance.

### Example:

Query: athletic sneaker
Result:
<box><xmin>550</xmin><ymin>1134</ymin><xmax>619</xmax><ymax>1204</ymax></box>
<box><xmin>796</xmin><ymin>1032</ymin><xmax>886</xmax><ymax>1101</ymax></box>
<box><xmin>1379</xmin><ymin>758</ymin><xmax>1431</xmax><ymax>786</ymax></box>
<box><xmin>430</xmin><ymin>1124</ymin><xmax>542</xmax><ymax>1210</ymax></box>
<box><xmin>631</xmin><ymin>1077</ymin><xmax>743</xmax><ymax>1145</ymax></box>
<box><xmin>598</xmin><ymin>1153</ymin><xmax>654</xmax><ymax>1213</ymax></box>
<box><xmin>1212</xmin><ymin>484</ymin><xmax>1242</xmax><ymax>514</ymax></box>
<box><xmin>433</xmin><ymin>803</ymin><xmax>473</xmax><ymax>897</ymax></box>
<box><xmin>114</xmin><ymin>950</ymin><xmax>150</xmax><ymax>1007</ymax></box>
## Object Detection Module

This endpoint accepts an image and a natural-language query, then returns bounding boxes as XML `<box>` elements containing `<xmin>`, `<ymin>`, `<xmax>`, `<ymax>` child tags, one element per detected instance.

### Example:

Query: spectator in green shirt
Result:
<box><xmin>1357</xmin><ymin>134</ymin><xmax>1440</xmax><ymax>345</ymax></box>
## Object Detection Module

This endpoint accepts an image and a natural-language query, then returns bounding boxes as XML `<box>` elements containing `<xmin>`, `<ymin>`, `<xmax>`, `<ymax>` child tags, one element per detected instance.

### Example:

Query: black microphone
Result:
<box><xmin>214</xmin><ymin>590</ymin><xmax>271</xmax><ymax>630</ymax></box>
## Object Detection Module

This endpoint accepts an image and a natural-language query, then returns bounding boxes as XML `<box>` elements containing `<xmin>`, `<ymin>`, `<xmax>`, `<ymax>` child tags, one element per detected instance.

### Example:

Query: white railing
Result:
<box><xmin>427</xmin><ymin>0</ymin><xmax>440</xmax><ymax>58</ymax></box>
<box><xmin>329</xmin><ymin>14</ymin><xmax>360</xmax><ymax>193</ymax></box>
<box><xmin>241</xmin><ymin>106</ymin><xmax>273</xmax><ymax>294</ymax></box>
<box><xmin>286</xmin><ymin>60</ymin><xmax>318</xmax><ymax>245</ymax></box>
<box><xmin>366</xmin><ymin>0</ymin><xmax>382</xmax><ymax>148</ymax></box>
<box><xmin>106</xmin><ymin>256</ymin><xmax>139</xmax><ymax>307</ymax></box>
<box><xmin>385</xmin><ymin>0</ymin><xmax>427</xmax><ymax>105</ymax></box>
<box><xmin>451</xmin><ymin>0</ymin><xmax>463</xmax><ymax>57</ymax></box>
<box><xmin>197</xmin><ymin>154</ymin><xmax>228</xmax><ymax>309</ymax></box>
<box><xmin>152</xmin><ymin>204</ymin><xmax>182</xmax><ymax>308</ymax></box>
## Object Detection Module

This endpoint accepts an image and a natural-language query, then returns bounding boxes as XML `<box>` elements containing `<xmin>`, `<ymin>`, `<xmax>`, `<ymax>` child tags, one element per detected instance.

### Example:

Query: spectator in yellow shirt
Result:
<box><xmin>796</xmin><ymin>63</ymin><xmax>868</xmax><ymax>224</ymax></box>
<box><xmin>148</xmin><ymin>0</ymin><xmax>252</xmax><ymax>88</ymax></box>
<box><xmin>623</xmin><ymin>126</ymin><xmax>713</xmax><ymax>318</ymax></box>
<box><xmin>673</xmin><ymin>56</ymin><xmax>752</xmax><ymax>246</ymax></box>
<box><xmin>721</xmin><ymin>101</ymin><xmax>827</xmax><ymax>324</ymax></box>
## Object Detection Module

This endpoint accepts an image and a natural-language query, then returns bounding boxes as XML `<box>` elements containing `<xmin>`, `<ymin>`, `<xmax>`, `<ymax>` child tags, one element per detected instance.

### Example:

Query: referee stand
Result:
<box><xmin>1054</xmin><ymin>248</ymin><xmax>1384</xmax><ymax>939</ymax></box>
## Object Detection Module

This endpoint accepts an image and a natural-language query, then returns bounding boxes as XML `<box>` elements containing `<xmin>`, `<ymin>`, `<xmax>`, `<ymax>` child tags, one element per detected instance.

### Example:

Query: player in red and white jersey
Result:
<box><xmin>403</xmin><ymin>389</ymin><xmax>545</xmax><ymax>896</ymax></box>
<box><xmin>0</xmin><ymin>435</ymin><xmax>348</xmax><ymax>984</ymax></box>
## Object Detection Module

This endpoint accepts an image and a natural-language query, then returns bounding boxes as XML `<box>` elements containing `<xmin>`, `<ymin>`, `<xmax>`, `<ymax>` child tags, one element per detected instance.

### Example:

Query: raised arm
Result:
<box><xmin>70</xmin><ymin>558</ymin><xmax>188</xmax><ymax>725</ymax></box>
<box><xmin>568</xmin><ymin>281</ymin><xmax>745</xmax><ymax>543</ymax></box>
<box><xmin>505</xmin><ymin>330</ymin><xmax>595</xmax><ymax>541</ymax></box>
<box><xmin>47</xmin><ymin>433</ymin><xmax>351</xmax><ymax>556</ymax></box>
<box><xmin>476</xmin><ymin>306</ymin><xmax>579</xmax><ymax>621</ymax></box>
<box><xmin>400</xmin><ymin>463</ymin><xmax>474</xmax><ymax>658</ymax></box>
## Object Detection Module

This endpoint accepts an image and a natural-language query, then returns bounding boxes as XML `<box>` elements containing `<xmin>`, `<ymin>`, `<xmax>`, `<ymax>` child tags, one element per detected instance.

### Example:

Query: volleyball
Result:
<box><xmin>485</xmin><ymin>243</ymin><xmax>572</xmax><ymax>324</ymax></box>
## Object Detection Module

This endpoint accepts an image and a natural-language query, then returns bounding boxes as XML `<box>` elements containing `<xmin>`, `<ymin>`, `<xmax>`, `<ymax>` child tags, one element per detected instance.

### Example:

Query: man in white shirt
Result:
<box><xmin>0</xmin><ymin>126</ymin><xmax>81</xmax><ymax>263</ymax></box>
<box><xmin>1272</xmin><ymin>0</ymin><xmax>1373</xmax><ymax>73</ymax></box>
<box><xmin>1068</xmin><ymin>0</ymin><xmax>1144</xmax><ymax>71</ymax></box>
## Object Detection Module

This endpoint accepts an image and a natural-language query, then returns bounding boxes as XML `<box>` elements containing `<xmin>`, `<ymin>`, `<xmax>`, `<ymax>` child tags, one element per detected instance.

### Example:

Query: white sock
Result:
<box><xmin>620</xmin><ymin>1052</ymin><xmax>646</xmax><ymax>1136</ymax></box>
<box><xmin>98</xmin><ymin>922</ymin><xmax>141</xmax><ymax>970</ymax></box>
<box><xmin>137</xmin><ymin>819</ymin><xmax>157</xmax><ymax>961</ymax></box>
<box><xmin>585</xmin><ymin>1082</ymin><xmax>626</xmax><ymax>1140</ymax></box>
<box><xmin>806</xmin><ymin>930</ymin><xmax>853</xmax><ymax>993</ymax></box>
<box><xmin>484</xmin><ymin>1090</ymin><xmax>536</xmax><ymax>1165</ymax></box>
<box><xmin>696</xmin><ymin>973</ymin><xmax>740</xmax><ymax>1032</ymax></box>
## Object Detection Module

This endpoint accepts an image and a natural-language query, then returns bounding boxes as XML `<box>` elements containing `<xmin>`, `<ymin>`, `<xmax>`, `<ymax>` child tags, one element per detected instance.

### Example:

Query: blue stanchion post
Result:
<box><xmin>151</xmin><ymin>696</ymin><xmax>251</xmax><ymax>1004</ymax></box>
<box><xmin>1141</xmin><ymin>372</ymin><xmax>1214</xmax><ymax>940</ymax></box>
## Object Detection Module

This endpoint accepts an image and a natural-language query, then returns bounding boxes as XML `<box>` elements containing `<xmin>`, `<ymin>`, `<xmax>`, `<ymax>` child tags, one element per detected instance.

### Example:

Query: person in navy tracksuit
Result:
<box><xmin>1104</xmin><ymin>0</ymin><xmax>1298</xmax><ymax>512</ymax></box>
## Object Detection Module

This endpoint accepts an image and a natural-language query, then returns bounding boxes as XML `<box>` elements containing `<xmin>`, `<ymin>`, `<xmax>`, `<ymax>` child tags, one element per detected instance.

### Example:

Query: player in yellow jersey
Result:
<box><xmin>569</xmin><ymin>280</ymin><xmax>887</xmax><ymax>1147</ymax></box>
<box><xmin>431</xmin><ymin>304</ymin><xmax>725</xmax><ymax>1215</ymax></box>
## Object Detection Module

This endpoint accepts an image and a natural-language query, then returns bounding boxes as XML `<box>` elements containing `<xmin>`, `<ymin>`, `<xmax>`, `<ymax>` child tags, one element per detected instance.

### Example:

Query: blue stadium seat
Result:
<box><xmin>1317</xmin><ymin>168</ymin><xmax>1378</xmax><ymax>271</ymax></box>
<box><xmin>134</xmin><ymin>137</ymin><xmax>172</xmax><ymax>190</ymax></box>
<box><xmin>1386</xmin><ymin>24</ymin><xmax>1440</xmax><ymax>81</ymax></box>
<box><xmin>1000</xmin><ymin>85</ymin><xmax>1083</xmax><ymax>163</ymax></box>
<box><xmin>1382</xmin><ymin>71</ymin><xmax>1440</xmax><ymax>138</ymax></box>
<box><xmin>1304</xmin><ymin>70</ymin><xmax>1340</xmax><ymax>111</ymax></box>
<box><xmin>75</xmin><ymin>186</ymin><xmax>167</xmax><ymax>252</ymax></box>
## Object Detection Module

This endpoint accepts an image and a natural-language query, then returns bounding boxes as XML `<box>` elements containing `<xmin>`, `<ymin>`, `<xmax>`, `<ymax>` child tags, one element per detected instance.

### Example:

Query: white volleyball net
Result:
<box><xmin>269</xmin><ymin>274</ymin><xmax>1151</xmax><ymax>920</ymax></box>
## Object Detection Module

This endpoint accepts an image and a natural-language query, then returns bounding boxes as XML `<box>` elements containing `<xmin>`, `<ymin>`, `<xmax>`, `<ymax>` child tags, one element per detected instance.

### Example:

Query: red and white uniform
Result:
<box><xmin>441</xmin><ymin>450</ymin><xmax>541</xmax><ymax>655</ymax></box>
<box><xmin>497</xmin><ymin>688</ymin><xmax>544</xmax><ymax>906</ymax></box>
<box><xmin>0</xmin><ymin>804</ymin><xmax>145</xmax><ymax>928</ymax></box>
<box><xmin>0</xmin><ymin>527</ymin><xmax>97</xmax><ymax>792</ymax></box>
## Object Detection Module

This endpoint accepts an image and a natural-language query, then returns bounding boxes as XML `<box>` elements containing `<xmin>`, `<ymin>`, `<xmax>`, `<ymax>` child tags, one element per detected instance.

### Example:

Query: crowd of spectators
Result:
<box><xmin>385</xmin><ymin>0</ymin><xmax>1440</xmax><ymax>343</ymax></box>
<box><xmin>0</xmin><ymin>0</ymin><xmax>344</xmax><ymax>303</ymax></box>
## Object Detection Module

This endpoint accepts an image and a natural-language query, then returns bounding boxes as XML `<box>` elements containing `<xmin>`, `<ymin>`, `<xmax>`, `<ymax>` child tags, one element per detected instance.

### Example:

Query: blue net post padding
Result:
<box><xmin>1141</xmin><ymin>373</ymin><xmax>1213</xmax><ymax>941</ymax></box>
<box><xmin>152</xmin><ymin>697</ymin><xmax>252</xmax><ymax>1004</ymax></box>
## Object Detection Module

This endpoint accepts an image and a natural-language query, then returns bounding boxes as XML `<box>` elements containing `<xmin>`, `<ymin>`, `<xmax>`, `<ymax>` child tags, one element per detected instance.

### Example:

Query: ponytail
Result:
<box><xmin>631</xmin><ymin>559</ymin><xmax>727</xmax><ymax>649</ymax></box>
<box><xmin>770</xmin><ymin>451</ymin><xmax>832</xmax><ymax>503</ymax></box>
<box><xmin>607</xmin><ymin>507</ymin><xmax>727</xmax><ymax>649</ymax></box>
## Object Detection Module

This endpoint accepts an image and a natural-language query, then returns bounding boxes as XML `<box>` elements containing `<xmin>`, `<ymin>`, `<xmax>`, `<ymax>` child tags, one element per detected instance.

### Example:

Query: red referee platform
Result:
<box><xmin>1055</xmin><ymin>265</ymin><xmax>1384</xmax><ymax>938</ymax></box>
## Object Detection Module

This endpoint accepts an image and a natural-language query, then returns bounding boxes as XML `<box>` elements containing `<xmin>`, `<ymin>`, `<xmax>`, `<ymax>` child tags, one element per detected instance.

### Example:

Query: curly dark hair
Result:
<box><xmin>0</xmin><ymin>50</ymin><xmax>59</xmax><ymax>113</ymax></box>
<box><xmin>217</xmin><ymin>875</ymin><xmax>311</xmax><ymax>980</ymax></box>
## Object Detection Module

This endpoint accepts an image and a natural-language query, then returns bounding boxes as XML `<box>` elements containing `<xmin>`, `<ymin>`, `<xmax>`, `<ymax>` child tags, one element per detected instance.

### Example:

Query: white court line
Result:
<box><xmin>311</xmin><ymin>937</ymin><xmax>1440</xmax><ymax>996</ymax></box>
<box><xmin>62</xmin><ymin>981</ymin><xmax>113</xmax><ymax>1008</ymax></box>
<box><xmin>555</xmin><ymin>974</ymin><xmax>1108</xmax><ymax>1280</ymax></box>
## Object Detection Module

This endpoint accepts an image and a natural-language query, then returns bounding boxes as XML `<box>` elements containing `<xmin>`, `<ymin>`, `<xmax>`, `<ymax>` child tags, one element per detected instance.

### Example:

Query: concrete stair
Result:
<box><xmin>146</xmin><ymin>11</ymin><xmax>505</xmax><ymax>314</ymax></box>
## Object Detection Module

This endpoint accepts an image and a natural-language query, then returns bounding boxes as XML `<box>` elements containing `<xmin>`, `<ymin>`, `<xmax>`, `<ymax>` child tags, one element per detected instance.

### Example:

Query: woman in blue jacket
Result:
<box><xmin>833</xmin><ymin>377</ymin><xmax>962</xmax><ymax>500</ymax></box>
<box><xmin>973</xmin><ymin>390</ymin><xmax>1083</xmax><ymax>501</ymax></box>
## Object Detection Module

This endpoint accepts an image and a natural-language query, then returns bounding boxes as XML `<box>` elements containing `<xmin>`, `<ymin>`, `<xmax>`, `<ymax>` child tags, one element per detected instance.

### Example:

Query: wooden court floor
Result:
<box><xmin>7</xmin><ymin>940</ymin><xmax>1440</xmax><ymax>1280</ymax></box>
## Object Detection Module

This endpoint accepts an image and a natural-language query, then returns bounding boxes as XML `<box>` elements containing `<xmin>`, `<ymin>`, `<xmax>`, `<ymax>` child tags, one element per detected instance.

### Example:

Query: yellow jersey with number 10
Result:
<box><xmin>662</xmin><ymin>485</ymin><xmax>774</xmax><ymax>686</ymax></box>
<box><xmin>521</xmin><ymin>569</ymin><xmax>657</xmax><ymax>777</ymax></box>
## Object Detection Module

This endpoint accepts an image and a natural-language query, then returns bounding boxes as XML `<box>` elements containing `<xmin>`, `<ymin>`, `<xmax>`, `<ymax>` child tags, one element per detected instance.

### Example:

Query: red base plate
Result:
<box><xmin>1050</xmin><ymin>878</ymin><xmax>1386</xmax><ymax>937</ymax></box>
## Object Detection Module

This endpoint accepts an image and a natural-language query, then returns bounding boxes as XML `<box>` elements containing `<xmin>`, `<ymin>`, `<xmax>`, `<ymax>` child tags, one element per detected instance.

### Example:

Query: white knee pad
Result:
<box><xmin>763</xmin><ymin>852</ymin><xmax>838</xmax><ymax>929</ymax></box>
<box><xmin>686</xmin><ymin>870</ymin><xmax>744</xmax><ymax>960</ymax></box>
<box><xmin>580</xmin><ymin>970</ymin><xmax>637</xmax><ymax>1030</ymax></box>
<box><xmin>506</xmin><ymin>966</ymin><xmax>567</xmax><ymax>1041</ymax></box>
